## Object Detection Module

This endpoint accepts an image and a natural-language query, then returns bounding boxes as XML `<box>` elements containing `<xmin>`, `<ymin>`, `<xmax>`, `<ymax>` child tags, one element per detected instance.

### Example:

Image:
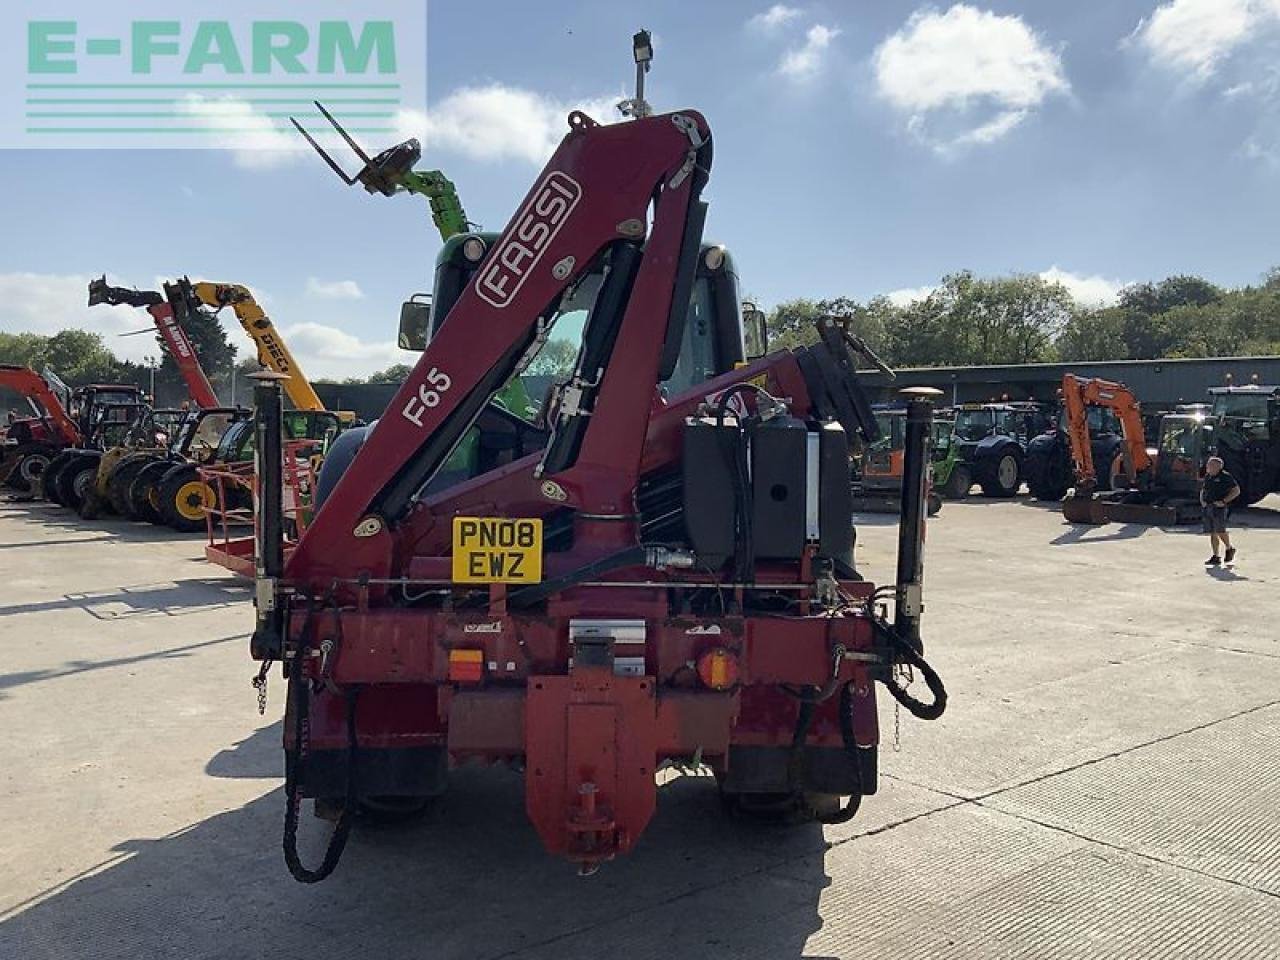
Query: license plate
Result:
<box><xmin>451</xmin><ymin>517</ymin><xmax>543</xmax><ymax>584</ymax></box>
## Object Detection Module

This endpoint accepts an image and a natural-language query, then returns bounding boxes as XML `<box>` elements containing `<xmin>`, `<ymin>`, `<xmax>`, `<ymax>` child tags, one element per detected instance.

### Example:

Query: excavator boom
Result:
<box><xmin>1061</xmin><ymin>373</ymin><xmax>1151</xmax><ymax>492</ymax></box>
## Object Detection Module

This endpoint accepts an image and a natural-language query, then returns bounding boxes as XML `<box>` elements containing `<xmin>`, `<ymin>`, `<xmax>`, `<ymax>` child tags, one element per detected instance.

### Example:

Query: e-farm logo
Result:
<box><xmin>2</xmin><ymin>1</ymin><xmax>425</xmax><ymax>150</ymax></box>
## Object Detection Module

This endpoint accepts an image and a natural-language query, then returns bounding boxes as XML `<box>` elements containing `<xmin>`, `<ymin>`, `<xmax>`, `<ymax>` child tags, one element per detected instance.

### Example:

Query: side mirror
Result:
<box><xmin>398</xmin><ymin>293</ymin><xmax>433</xmax><ymax>351</ymax></box>
<box><xmin>742</xmin><ymin>301</ymin><xmax>768</xmax><ymax>360</ymax></box>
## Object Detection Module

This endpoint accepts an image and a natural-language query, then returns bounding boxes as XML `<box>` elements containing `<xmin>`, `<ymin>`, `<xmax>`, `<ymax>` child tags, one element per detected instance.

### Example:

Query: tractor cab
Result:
<box><xmin>1153</xmin><ymin>411</ymin><xmax>1212</xmax><ymax>497</ymax></box>
<box><xmin>1208</xmin><ymin>385</ymin><xmax>1280</xmax><ymax>505</ymax></box>
<box><xmin>402</xmin><ymin>232</ymin><xmax>759</xmax><ymax>395</ymax></box>
<box><xmin>395</xmin><ymin>232</ymin><xmax>762</xmax><ymax>487</ymax></box>
<box><xmin>215</xmin><ymin>409</ymin><xmax>342</xmax><ymax>464</ymax></box>
<box><xmin>173</xmin><ymin>408</ymin><xmax>250</xmax><ymax>465</ymax></box>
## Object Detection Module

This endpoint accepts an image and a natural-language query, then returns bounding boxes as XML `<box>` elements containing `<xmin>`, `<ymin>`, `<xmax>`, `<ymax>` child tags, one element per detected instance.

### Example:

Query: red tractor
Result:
<box><xmin>0</xmin><ymin>365</ymin><xmax>81</xmax><ymax>492</ymax></box>
<box><xmin>250</xmin><ymin>103</ymin><xmax>947</xmax><ymax>879</ymax></box>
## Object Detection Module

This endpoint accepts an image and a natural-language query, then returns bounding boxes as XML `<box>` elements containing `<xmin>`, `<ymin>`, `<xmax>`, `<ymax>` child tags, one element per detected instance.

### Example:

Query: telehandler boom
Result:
<box><xmin>88</xmin><ymin>276</ymin><xmax>221</xmax><ymax>409</ymax></box>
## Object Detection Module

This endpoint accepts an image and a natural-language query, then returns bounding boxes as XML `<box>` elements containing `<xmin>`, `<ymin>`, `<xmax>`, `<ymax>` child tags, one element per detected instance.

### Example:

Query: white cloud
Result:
<box><xmin>178</xmin><ymin>94</ymin><xmax>302</xmax><ymax>170</ymax></box>
<box><xmin>1135</xmin><ymin>0</ymin><xmax>1279</xmax><ymax>79</ymax></box>
<box><xmin>0</xmin><ymin>272</ymin><xmax>163</xmax><ymax>365</ymax></box>
<box><xmin>404</xmin><ymin>85</ymin><xmax>622</xmax><ymax>165</ymax></box>
<box><xmin>749</xmin><ymin>4</ymin><xmax>802</xmax><ymax>32</ymax></box>
<box><xmin>873</xmin><ymin>4</ymin><xmax>1069</xmax><ymax>152</ymax></box>
<box><xmin>305</xmin><ymin>278</ymin><xmax>365</xmax><ymax>300</ymax></box>
<box><xmin>1039</xmin><ymin>266</ymin><xmax>1126</xmax><ymax>307</ymax></box>
<box><xmin>884</xmin><ymin>285</ymin><xmax>937</xmax><ymax>306</ymax></box>
<box><xmin>276</xmin><ymin>322</ymin><xmax>404</xmax><ymax>380</ymax></box>
<box><xmin>778</xmin><ymin>24</ymin><xmax>840</xmax><ymax>80</ymax></box>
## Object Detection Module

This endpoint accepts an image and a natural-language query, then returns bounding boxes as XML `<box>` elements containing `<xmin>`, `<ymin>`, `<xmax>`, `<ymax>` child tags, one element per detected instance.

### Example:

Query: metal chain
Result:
<box><xmin>893</xmin><ymin>700</ymin><xmax>901</xmax><ymax>753</ymax></box>
<box><xmin>252</xmin><ymin>660</ymin><xmax>272</xmax><ymax>716</ymax></box>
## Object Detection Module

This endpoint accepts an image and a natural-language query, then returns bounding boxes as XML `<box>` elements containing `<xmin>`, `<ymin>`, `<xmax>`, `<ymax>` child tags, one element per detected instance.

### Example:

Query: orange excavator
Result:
<box><xmin>0</xmin><ymin>365</ymin><xmax>81</xmax><ymax>492</ymax></box>
<box><xmin>1060</xmin><ymin>373</ymin><xmax>1208</xmax><ymax>525</ymax></box>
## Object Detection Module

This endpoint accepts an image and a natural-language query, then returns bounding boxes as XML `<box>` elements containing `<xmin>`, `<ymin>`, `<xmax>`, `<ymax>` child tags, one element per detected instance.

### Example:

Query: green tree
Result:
<box><xmin>1055</xmin><ymin>307</ymin><xmax>1128</xmax><ymax>361</ymax></box>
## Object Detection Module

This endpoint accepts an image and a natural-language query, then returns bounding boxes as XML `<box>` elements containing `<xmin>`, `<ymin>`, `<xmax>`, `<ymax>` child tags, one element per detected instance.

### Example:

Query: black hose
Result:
<box><xmin>815</xmin><ymin>684</ymin><xmax>864</xmax><ymax>825</ymax></box>
<box><xmin>871</xmin><ymin>618</ymin><xmax>948</xmax><ymax>721</ymax></box>
<box><xmin>282</xmin><ymin>602</ymin><xmax>360</xmax><ymax>884</ymax></box>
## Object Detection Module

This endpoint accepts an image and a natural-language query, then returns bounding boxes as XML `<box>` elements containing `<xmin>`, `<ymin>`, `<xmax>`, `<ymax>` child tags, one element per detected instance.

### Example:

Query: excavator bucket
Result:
<box><xmin>1063</xmin><ymin>492</ymin><xmax>1197</xmax><ymax>526</ymax></box>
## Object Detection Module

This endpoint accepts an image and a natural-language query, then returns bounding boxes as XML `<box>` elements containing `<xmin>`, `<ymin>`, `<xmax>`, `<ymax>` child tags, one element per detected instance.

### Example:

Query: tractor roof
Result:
<box><xmin>1209</xmin><ymin>385</ymin><xmax>1279</xmax><ymax>396</ymax></box>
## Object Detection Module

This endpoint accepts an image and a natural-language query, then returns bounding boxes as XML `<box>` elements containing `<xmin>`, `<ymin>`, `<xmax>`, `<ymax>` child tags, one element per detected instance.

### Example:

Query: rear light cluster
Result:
<box><xmin>696</xmin><ymin>647</ymin><xmax>739</xmax><ymax>691</ymax></box>
<box><xmin>448</xmin><ymin>644</ymin><xmax>741</xmax><ymax>690</ymax></box>
<box><xmin>448</xmin><ymin>648</ymin><xmax>484</xmax><ymax>684</ymax></box>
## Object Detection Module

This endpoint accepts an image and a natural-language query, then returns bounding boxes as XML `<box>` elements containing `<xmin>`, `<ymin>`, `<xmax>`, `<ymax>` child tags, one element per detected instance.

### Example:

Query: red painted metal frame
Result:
<box><xmin>277</xmin><ymin>109</ymin><xmax>885</xmax><ymax>869</ymax></box>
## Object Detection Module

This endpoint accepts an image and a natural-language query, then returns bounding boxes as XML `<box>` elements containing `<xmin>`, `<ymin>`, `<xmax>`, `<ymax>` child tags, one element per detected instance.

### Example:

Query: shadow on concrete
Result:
<box><xmin>0</xmin><ymin>745</ymin><xmax>835</xmax><ymax>960</ymax></box>
<box><xmin>1050</xmin><ymin>522</ymin><xmax>1148</xmax><ymax>546</ymax></box>
<box><xmin>0</xmin><ymin>499</ymin><xmax>207</xmax><ymax>544</ymax></box>
<box><xmin>0</xmin><ymin>535</ymin><xmax>120</xmax><ymax>550</ymax></box>
<box><xmin>0</xmin><ymin>633</ymin><xmax>248</xmax><ymax>701</ymax></box>
<box><xmin>0</xmin><ymin>578</ymin><xmax>248</xmax><ymax>621</ymax></box>
<box><xmin>1206</xmin><ymin>566</ymin><xmax>1251</xmax><ymax>582</ymax></box>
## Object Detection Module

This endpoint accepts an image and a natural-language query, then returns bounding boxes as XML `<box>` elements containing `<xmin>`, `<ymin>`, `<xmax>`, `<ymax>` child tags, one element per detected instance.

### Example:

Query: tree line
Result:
<box><xmin>0</xmin><ymin>307</ymin><xmax>242</xmax><ymax>407</ymax></box>
<box><xmin>4</xmin><ymin>268</ymin><xmax>1276</xmax><ymax>407</ymax></box>
<box><xmin>766</xmin><ymin>268</ymin><xmax>1280</xmax><ymax>368</ymax></box>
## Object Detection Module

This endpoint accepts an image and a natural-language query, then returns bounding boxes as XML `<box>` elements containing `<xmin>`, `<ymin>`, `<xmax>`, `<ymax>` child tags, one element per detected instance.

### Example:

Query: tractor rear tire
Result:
<box><xmin>980</xmin><ymin>452</ymin><xmax>1022</xmax><ymax>498</ymax></box>
<box><xmin>128</xmin><ymin>461</ymin><xmax>173</xmax><ymax>524</ymax></box>
<box><xmin>4</xmin><ymin>442</ymin><xmax>57</xmax><ymax>493</ymax></box>
<box><xmin>927</xmin><ymin>491</ymin><xmax>942</xmax><ymax>516</ymax></box>
<box><xmin>107</xmin><ymin>457</ymin><xmax>157</xmax><ymax>518</ymax></box>
<box><xmin>42</xmin><ymin>451</ymin><xmax>78</xmax><ymax>504</ymax></box>
<box><xmin>1027</xmin><ymin>455</ymin><xmax>1069</xmax><ymax>501</ymax></box>
<box><xmin>158</xmin><ymin>465</ymin><xmax>218</xmax><ymax>532</ymax></box>
<box><xmin>940</xmin><ymin>464</ymin><xmax>972</xmax><ymax>499</ymax></box>
<box><xmin>56</xmin><ymin>454</ymin><xmax>100</xmax><ymax>512</ymax></box>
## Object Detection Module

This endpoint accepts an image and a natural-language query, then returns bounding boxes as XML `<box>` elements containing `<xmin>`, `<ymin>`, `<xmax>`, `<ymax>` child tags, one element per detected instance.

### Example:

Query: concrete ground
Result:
<box><xmin>0</xmin><ymin>493</ymin><xmax>1277</xmax><ymax>959</ymax></box>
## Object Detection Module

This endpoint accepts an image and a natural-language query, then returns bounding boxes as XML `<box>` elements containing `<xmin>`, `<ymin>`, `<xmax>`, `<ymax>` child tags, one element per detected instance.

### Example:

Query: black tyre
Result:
<box><xmin>157</xmin><ymin>464</ymin><xmax>218</xmax><ymax>532</ymax></box>
<box><xmin>129</xmin><ymin>461</ymin><xmax>174</xmax><ymax>524</ymax></box>
<box><xmin>42</xmin><ymin>450</ymin><xmax>79</xmax><ymax>504</ymax></box>
<box><xmin>980</xmin><ymin>451</ymin><xmax>1022</xmax><ymax>498</ymax></box>
<box><xmin>4</xmin><ymin>442</ymin><xmax>57</xmax><ymax>493</ymax></box>
<box><xmin>940</xmin><ymin>463</ymin><xmax>972</xmax><ymax>499</ymax></box>
<box><xmin>1026</xmin><ymin>454</ymin><xmax>1069</xmax><ymax>501</ymax></box>
<box><xmin>56</xmin><ymin>454</ymin><xmax>100</xmax><ymax>511</ymax></box>
<box><xmin>314</xmin><ymin>425</ymin><xmax>370</xmax><ymax>510</ymax></box>
<box><xmin>927</xmin><ymin>491</ymin><xmax>942</xmax><ymax>516</ymax></box>
<box><xmin>107</xmin><ymin>455</ymin><xmax>160</xmax><ymax>518</ymax></box>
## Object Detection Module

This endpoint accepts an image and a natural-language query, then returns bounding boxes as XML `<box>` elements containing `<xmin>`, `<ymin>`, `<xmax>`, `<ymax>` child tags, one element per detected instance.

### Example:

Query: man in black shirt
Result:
<box><xmin>1201</xmin><ymin>456</ymin><xmax>1241</xmax><ymax>566</ymax></box>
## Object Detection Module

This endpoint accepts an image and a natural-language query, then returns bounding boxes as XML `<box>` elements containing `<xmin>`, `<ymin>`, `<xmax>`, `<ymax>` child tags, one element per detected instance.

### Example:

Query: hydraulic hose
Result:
<box><xmin>282</xmin><ymin>601</ymin><xmax>360</xmax><ymax>883</ymax></box>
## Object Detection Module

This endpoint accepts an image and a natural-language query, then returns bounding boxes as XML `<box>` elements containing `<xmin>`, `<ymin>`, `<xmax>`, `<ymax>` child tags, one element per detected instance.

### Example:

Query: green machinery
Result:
<box><xmin>291</xmin><ymin>101</ymin><xmax>469</xmax><ymax>242</ymax></box>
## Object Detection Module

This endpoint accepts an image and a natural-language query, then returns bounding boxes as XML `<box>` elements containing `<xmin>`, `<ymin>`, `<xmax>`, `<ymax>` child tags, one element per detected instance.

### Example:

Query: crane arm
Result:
<box><xmin>286</xmin><ymin>108</ymin><xmax>712</xmax><ymax>585</ymax></box>
<box><xmin>181</xmin><ymin>280</ymin><xmax>325</xmax><ymax>413</ymax></box>
<box><xmin>89</xmin><ymin>276</ymin><xmax>221</xmax><ymax>409</ymax></box>
<box><xmin>1061</xmin><ymin>374</ymin><xmax>1152</xmax><ymax>490</ymax></box>
<box><xmin>0</xmin><ymin>364</ymin><xmax>81</xmax><ymax>445</ymax></box>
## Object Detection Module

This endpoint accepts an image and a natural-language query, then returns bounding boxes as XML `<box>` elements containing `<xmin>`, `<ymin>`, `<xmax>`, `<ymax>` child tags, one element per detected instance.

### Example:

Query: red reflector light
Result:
<box><xmin>448</xmin><ymin>648</ymin><xmax>485</xmax><ymax>684</ymax></box>
<box><xmin>696</xmin><ymin>647</ymin><xmax>740</xmax><ymax>691</ymax></box>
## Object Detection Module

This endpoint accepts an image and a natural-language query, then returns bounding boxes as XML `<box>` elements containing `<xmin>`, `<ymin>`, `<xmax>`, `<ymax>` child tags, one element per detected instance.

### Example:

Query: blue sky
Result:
<box><xmin>2</xmin><ymin>0</ymin><xmax>1279</xmax><ymax>378</ymax></box>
